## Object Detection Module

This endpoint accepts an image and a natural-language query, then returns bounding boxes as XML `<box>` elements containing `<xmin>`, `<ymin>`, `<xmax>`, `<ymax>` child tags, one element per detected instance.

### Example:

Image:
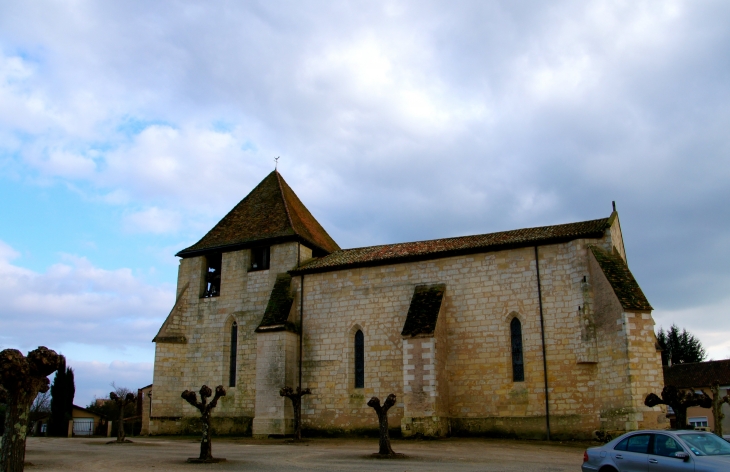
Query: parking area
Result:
<box><xmin>24</xmin><ymin>436</ymin><xmax>586</xmax><ymax>471</ymax></box>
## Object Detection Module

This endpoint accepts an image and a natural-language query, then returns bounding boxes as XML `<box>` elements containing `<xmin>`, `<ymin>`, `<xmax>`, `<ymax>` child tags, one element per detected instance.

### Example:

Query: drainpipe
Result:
<box><xmin>298</xmin><ymin>242</ymin><xmax>304</xmax><ymax>391</ymax></box>
<box><xmin>535</xmin><ymin>245</ymin><xmax>551</xmax><ymax>440</ymax></box>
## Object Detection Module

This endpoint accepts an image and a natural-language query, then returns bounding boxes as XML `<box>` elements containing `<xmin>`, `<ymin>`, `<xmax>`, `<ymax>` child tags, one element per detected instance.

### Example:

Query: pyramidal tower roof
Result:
<box><xmin>176</xmin><ymin>171</ymin><xmax>340</xmax><ymax>257</ymax></box>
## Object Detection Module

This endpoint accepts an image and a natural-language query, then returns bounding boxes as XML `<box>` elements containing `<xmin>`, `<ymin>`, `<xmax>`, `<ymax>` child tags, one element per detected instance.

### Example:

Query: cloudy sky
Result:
<box><xmin>1</xmin><ymin>0</ymin><xmax>729</xmax><ymax>405</ymax></box>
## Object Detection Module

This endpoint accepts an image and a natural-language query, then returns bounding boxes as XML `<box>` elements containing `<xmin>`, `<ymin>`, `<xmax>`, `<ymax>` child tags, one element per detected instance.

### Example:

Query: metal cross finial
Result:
<box><xmin>275</xmin><ymin>156</ymin><xmax>280</xmax><ymax>170</ymax></box>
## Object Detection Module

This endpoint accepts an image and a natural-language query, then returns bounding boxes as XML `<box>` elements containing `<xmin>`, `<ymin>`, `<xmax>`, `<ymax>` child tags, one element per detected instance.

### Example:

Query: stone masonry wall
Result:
<box><xmin>151</xmin><ymin>241</ymin><xmax>307</xmax><ymax>435</ymax></box>
<box><xmin>625</xmin><ymin>310</ymin><xmax>666</xmax><ymax>431</ymax></box>
<box><xmin>587</xmin><ymin>249</ymin><xmax>665</xmax><ymax>435</ymax></box>
<box><xmin>253</xmin><ymin>330</ymin><xmax>299</xmax><ymax>437</ymax></box>
<box><xmin>152</xmin><ymin>222</ymin><xmax>661</xmax><ymax>440</ymax></box>
<box><xmin>297</xmin><ymin>235</ymin><xmax>644</xmax><ymax>439</ymax></box>
<box><xmin>401</xmin><ymin>297</ymin><xmax>450</xmax><ymax>437</ymax></box>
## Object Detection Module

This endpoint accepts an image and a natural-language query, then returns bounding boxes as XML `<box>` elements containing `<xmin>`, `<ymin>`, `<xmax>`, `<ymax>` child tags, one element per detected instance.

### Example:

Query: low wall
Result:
<box><xmin>149</xmin><ymin>416</ymin><xmax>253</xmax><ymax>436</ymax></box>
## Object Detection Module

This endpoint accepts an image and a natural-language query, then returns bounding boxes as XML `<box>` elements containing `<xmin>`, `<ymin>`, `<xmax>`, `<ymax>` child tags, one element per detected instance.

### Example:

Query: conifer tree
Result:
<box><xmin>48</xmin><ymin>356</ymin><xmax>75</xmax><ymax>436</ymax></box>
<box><xmin>657</xmin><ymin>324</ymin><xmax>706</xmax><ymax>366</ymax></box>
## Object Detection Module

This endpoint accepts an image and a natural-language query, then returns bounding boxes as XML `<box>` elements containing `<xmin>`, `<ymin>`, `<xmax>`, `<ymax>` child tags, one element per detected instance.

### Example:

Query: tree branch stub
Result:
<box><xmin>645</xmin><ymin>386</ymin><xmax>712</xmax><ymax>429</ymax></box>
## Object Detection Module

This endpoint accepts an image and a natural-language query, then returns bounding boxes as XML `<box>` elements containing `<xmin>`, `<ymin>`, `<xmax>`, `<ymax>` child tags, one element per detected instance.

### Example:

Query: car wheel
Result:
<box><xmin>598</xmin><ymin>467</ymin><xmax>618</xmax><ymax>472</ymax></box>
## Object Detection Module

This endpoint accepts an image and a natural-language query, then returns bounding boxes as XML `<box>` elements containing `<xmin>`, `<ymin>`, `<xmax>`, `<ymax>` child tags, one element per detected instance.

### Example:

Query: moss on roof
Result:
<box><xmin>401</xmin><ymin>284</ymin><xmax>446</xmax><ymax>337</ymax></box>
<box><xmin>293</xmin><ymin>217</ymin><xmax>611</xmax><ymax>274</ymax></box>
<box><xmin>590</xmin><ymin>245</ymin><xmax>652</xmax><ymax>311</ymax></box>
<box><xmin>177</xmin><ymin>171</ymin><xmax>340</xmax><ymax>257</ymax></box>
<box><xmin>256</xmin><ymin>273</ymin><xmax>295</xmax><ymax>332</ymax></box>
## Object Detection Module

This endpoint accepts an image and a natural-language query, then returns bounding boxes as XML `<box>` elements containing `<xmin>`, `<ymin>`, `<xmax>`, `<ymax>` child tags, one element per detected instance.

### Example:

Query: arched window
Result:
<box><xmin>229</xmin><ymin>321</ymin><xmax>238</xmax><ymax>387</ymax></box>
<box><xmin>354</xmin><ymin>330</ymin><xmax>364</xmax><ymax>388</ymax></box>
<box><xmin>510</xmin><ymin>317</ymin><xmax>524</xmax><ymax>382</ymax></box>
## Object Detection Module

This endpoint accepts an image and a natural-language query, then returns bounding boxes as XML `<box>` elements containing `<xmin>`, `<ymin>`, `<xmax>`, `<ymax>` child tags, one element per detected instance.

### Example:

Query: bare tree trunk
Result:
<box><xmin>712</xmin><ymin>383</ymin><xmax>729</xmax><ymax>437</ymax></box>
<box><xmin>199</xmin><ymin>407</ymin><xmax>212</xmax><ymax>461</ymax></box>
<box><xmin>181</xmin><ymin>385</ymin><xmax>226</xmax><ymax>463</ymax></box>
<box><xmin>109</xmin><ymin>392</ymin><xmax>135</xmax><ymax>443</ymax></box>
<box><xmin>367</xmin><ymin>394</ymin><xmax>397</xmax><ymax>455</ymax></box>
<box><xmin>279</xmin><ymin>386</ymin><xmax>311</xmax><ymax>441</ymax></box>
<box><xmin>0</xmin><ymin>347</ymin><xmax>61</xmax><ymax>472</ymax></box>
<box><xmin>117</xmin><ymin>402</ymin><xmax>125</xmax><ymax>442</ymax></box>
<box><xmin>1</xmin><ymin>389</ymin><xmax>33</xmax><ymax>472</ymax></box>
<box><xmin>675</xmin><ymin>407</ymin><xmax>689</xmax><ymax>430</ymax></box>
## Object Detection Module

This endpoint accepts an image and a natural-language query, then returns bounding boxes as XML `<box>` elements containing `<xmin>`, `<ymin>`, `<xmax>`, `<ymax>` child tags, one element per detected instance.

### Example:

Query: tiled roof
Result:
<box><xmin>589</xmin><ymin>245</ymin><xmax>652</xmax><ymax>311</ymax></box>
<box><xmin>663</xmin><ymin>360</ymin><xmax>730</xmax><ymax>388</ymax></box>
<box><xmin>293</xmin><ymin>217</ymin><xmax>611</xmax><ymax>274</ymax></box>
<box><xmin>256</xmin><ymin>273</ymin><xmax>295</xmax><ymax>332</ymax></box>
<box><xmin>401</xmin><ymin>284</ymin><xmax>446</xmax><ymax>337</ymax></box>
<box><xmin>177</xmin><ymin>171</ymin><xmax>340</xmax><ymax>257</ymax></box>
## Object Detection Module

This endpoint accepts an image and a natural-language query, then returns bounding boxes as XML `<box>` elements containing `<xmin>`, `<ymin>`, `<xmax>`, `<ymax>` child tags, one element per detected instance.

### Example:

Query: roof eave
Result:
<box><xmin>176</xmin><ymin>234</ymin><xmax>332</xmax><ymax>258</ymax></box>
<box><xmin>291</xmin><ymin>231</ymin><xmax>607</xmax><ymax>275</ymax></box>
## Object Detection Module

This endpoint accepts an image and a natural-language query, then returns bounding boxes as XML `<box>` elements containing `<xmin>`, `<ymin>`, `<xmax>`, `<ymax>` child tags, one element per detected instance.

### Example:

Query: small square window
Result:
<box><xmin>689</xmin><ymin>417</ymin><xmax>709</xmax><ymax>428</ymax></box>
<box><xmin>250</xmin><ymin>247</ymin><xmax>270</xmax><ymax>271</ymax></box>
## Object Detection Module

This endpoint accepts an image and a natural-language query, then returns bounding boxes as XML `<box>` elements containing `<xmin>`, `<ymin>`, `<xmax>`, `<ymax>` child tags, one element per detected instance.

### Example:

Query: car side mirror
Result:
<box><xmin>674</xmin><ymin>452</ymin><xmax>689</xmax><ymax>461</ymax></box>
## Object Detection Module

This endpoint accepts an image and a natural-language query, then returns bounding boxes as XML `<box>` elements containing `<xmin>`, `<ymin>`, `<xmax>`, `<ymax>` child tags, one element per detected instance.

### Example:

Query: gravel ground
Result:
<box><xmin>23</xmin><ymin>436</ymin><xmax>587</xmax><ymax>471</ymax></box>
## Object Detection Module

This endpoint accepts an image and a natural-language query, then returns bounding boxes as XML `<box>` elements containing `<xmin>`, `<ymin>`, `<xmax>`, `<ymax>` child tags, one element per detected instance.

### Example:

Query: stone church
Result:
<box><xmin>149</xmin><ymin>171</ymin><xmax>666</xmax><ymax>439</ymax></box>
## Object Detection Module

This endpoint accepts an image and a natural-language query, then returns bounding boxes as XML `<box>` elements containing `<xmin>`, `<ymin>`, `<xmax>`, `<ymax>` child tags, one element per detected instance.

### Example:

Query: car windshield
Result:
<box><xmin>678</xmin><ymin>433</ymin><xmax>730</xmax><ymax>456</ymax></box>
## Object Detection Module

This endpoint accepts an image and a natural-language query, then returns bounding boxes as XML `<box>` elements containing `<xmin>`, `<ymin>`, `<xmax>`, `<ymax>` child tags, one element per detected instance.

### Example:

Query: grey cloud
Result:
<box><xmin>0</xmin><ymin>0</ymin><xmax>729</xmax><ymax>352</ymax></box>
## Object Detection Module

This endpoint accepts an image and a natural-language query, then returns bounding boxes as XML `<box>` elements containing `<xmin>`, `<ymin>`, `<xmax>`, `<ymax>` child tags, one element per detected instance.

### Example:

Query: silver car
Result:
<box><xmin>582</xmin><ymin>430</ymin><xmax>730</xmax><ymax>471</ymax></box>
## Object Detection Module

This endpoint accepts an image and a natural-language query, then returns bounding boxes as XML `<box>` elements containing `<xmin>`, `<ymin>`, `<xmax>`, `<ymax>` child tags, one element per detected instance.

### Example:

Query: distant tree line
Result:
<box><xmin>657</xmin><ymin>324</ymin><xmax>706</xmax><ymax>366</ymax></box>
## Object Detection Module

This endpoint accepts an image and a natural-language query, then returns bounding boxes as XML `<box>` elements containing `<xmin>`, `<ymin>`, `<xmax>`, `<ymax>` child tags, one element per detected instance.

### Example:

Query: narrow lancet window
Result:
<box><xmin>229</xmin><ymin>321</ymin><xmax>238</xmax><ymax>387</ymax></box>
<box><xmin>354</xmin><ymin>330</ymin><xmax>364</xmax><ymax>388</ymax></box>
<box><xmin>511</xmin><ymin>317</ymin><xmax>524</xmax><ymax>382</ymax></box>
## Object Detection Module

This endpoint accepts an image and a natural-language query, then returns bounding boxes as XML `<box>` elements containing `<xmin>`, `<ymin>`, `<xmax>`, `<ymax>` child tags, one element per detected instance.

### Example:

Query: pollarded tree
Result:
<box><xmin>28</xmin><ymin>391</ymin><xmax>51</xmax><ymax>436</ymax></box>
<box><xmin>181</xmin><ymin>385</ymin><xmax>226</xmax><ymax>463</ymax></box>
<box><xmin>645</xmin><ymin>385</ymin><xmax>712</xmax><ymax>429</ymax></box>
<box><xmin>657</xmin><ymin>325</ymin><xmax>706</xmax><ymax>366</ymax></box>
<box><xmin>109</xmin><ymin>389</ymin><xmax>136</xmax><ymax>443</ymax></box>
<box><xmin>367</xmin><ymin>394</ymin><xmax>398</xmax><ymax>456</ymax></box>
<box><xmin>48</xmin><ymin>356</ymin><xmax>75</xmax><ymax>436</ymax></box>
<box><xmin>0</xmin><ymin>346</ymin><xmax>61</xmax><ymax>472</ymax></box>
<box><xmin>279</xmin><ymin>386</ymin><xmax>311</xmax><ymax>441</ymax></box>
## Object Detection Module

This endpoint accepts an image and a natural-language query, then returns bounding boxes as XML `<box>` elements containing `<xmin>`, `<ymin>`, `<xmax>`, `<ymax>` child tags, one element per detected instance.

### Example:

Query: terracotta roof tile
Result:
<box><xmin>401</xmin><ymin>284</ymin><xmax>446</xmax><ymax>337</ymax></box>
<box><xmin>293</xmin><ymin>217</ymin><xmax>611</xmax><ymax>274</ymax></box>
<box><xmin>177</xmin><ymin>171</ymin><xmax>340</xmax><ymax>257</ymax></box>
<box><xmin>589</xmin><ymin>245</ymin><xmax>652</xmax><ymax>311</ymax></box>
<box><xmin>663</xmin><ymin>360</ymin><xmax>730</xmax><ymax>388</ymax></box>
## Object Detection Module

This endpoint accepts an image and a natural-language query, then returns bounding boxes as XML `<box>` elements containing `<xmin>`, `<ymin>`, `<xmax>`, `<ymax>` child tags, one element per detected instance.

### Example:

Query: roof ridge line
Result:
<box><xmin>275</xmin><ymin>171</ymin><xmax>296</xmax><ymax>232</ymax></box>
<box><xmin>325</xmin><ymin>216</ymin><xmax>613</xmax><ymax>254</ymax></box>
